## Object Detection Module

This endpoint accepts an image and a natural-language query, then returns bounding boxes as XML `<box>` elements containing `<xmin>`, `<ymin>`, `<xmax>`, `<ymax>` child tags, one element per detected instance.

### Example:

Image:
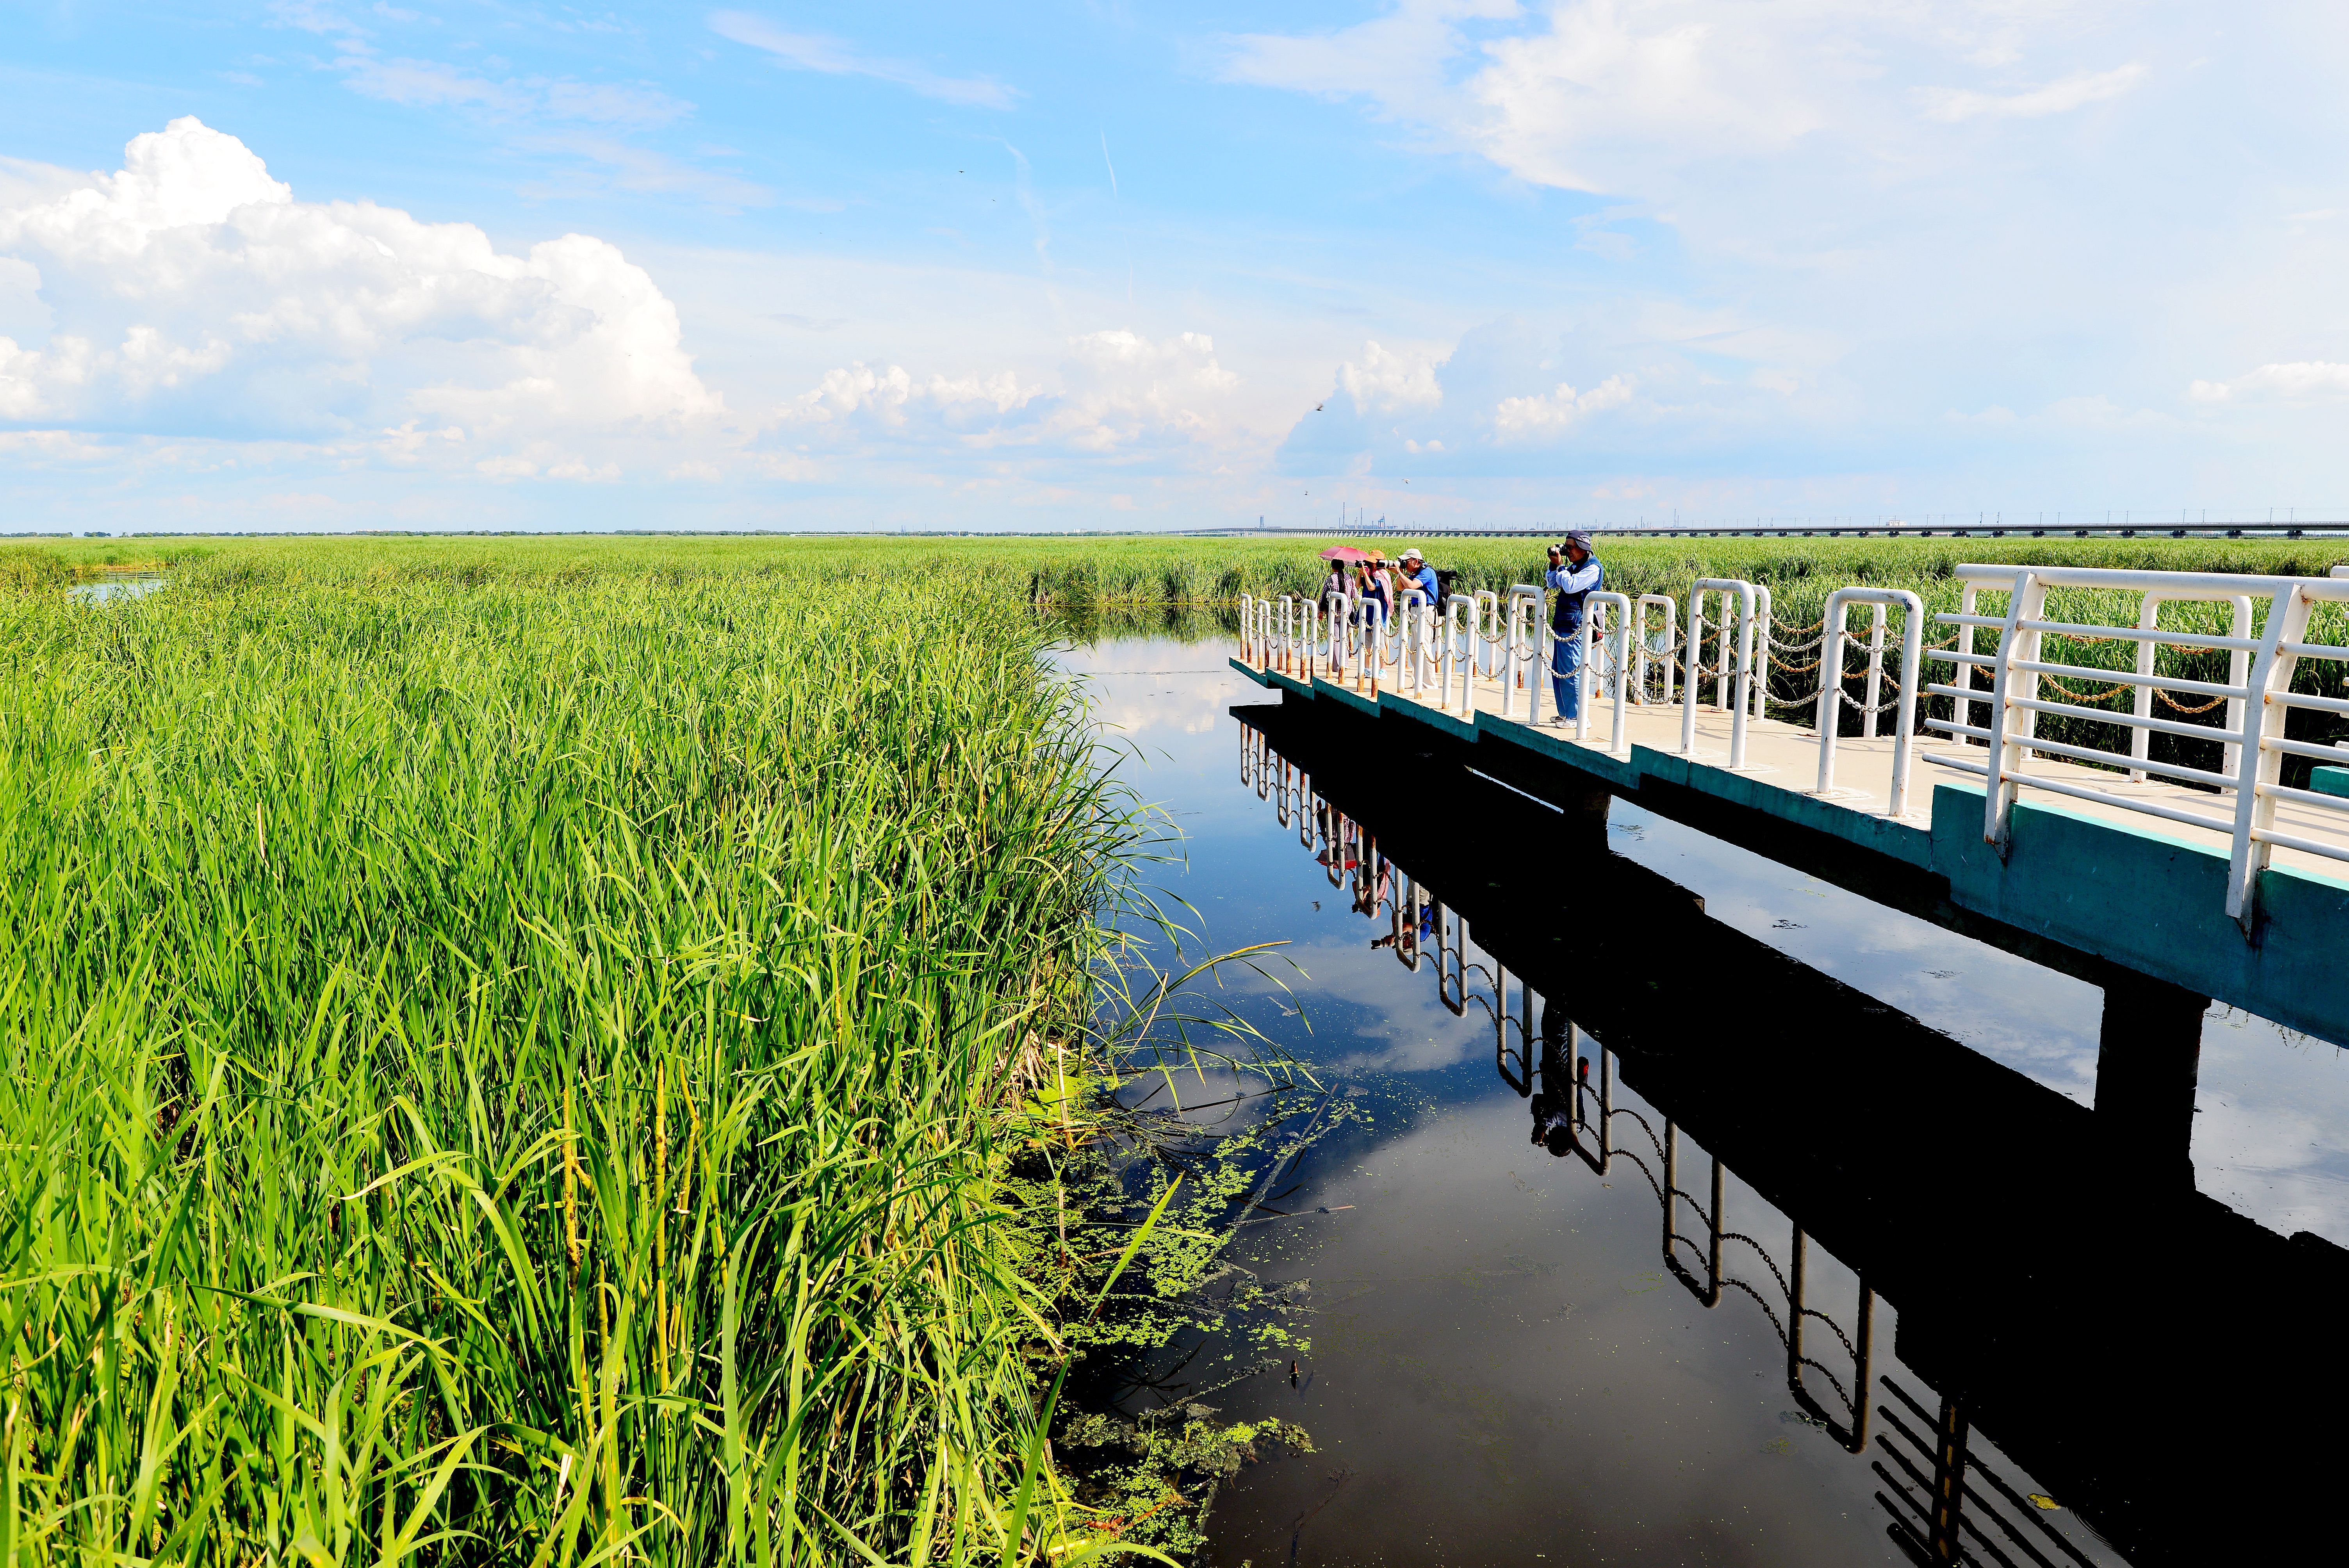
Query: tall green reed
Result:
<box><xmin>0</xmin><ymin>561</ymin><xmax>1148</xmax><ymax>1562</ymax></box>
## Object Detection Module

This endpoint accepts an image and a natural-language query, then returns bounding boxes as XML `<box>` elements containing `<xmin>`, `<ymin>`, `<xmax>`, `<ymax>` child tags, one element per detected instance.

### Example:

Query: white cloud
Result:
<box><xmin>1224</xmin><ymin>0</ymin><xmax>1519</xmax><ymax>105</ymax></box>
<box><xmin>1492</xmin><ymin>372</ymin><xmax>1633</xmax><ymax>437</ymax></box>
<box><xmin>709</xmin><ymin>11</ymin><xmax>1018</xmax><ymax>110</ymax></box>
<box><xmin>1917</xmin><ymin>63</ymin><xmax>2146</xmax><ymax>123</ymax></box>
<box><xmin>773</xmin><ymin>330</ymin><xmax>1244</xmax><ymax>461</ymax></box>
<box><xmin>1339</xmin><ymin>340</ymin><xmax>1443</xmax><ymax>412</ymax></box>
<box><xmin>0</xmin><ymin>117</ymin><xmax>720</xmax><ymax>463</ymax></box>
<box><xmin>779</xmin><ymin>362</ymin><xmax>1042</xmax><ymax>427</ymax></box>
<box><xmin>518</xmin><ymin>135</ymin><xmax>772</xmax><ymax>210</ymax></box>
<box><xmin>2189</xmin><ymin>362</ymin><xmax>2349</xmax><ymax>404</ymax></box>
<box><xmin>1465</xmin><ymin>0</ymin><xmax>1829</xmax><ymax>191</ymax></box>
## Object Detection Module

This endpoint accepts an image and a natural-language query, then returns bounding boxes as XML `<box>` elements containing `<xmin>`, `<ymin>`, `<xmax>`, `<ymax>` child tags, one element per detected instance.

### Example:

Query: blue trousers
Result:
<box><xmin>1551</xmin><ymin>627</ymin><xmax>1582</xmax><ymax>719</ymax></box>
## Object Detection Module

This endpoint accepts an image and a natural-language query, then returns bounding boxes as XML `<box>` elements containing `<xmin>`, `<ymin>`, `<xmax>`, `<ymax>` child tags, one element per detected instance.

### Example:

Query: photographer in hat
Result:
<box><xmin>1543</xmin><ymin>530</ymin><xmax>1603</xmax><ymax>724</ymax></box>
<box><xmin>1396</xmin><ymin>547</ymin><xmax>1439</xmax><ymax>613</ymax></box>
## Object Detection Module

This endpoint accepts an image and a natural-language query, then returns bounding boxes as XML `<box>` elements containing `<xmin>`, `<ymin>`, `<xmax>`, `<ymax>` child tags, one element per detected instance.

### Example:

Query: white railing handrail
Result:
<box><xmin>1955</xmin><ymin>562</ymin><xmax>2309</xmax><ymax>597</ymax></box>
<box><xmin>1579</xmin><ymin>591</ymin><xmax>1634</xmax><ymax>753</ymax></box>
<box><xmin>1504</xmin><ymin>584</ymin><xmax>1542</xmax><ymax>721</ymax></box>
<box><xmin>1815</xmin><ymin>587</ymin><xmax>1924</xmax><ymax>816</ymax></box>
<box><xmin>1926</xmin><ymin>565</ymin><xmax>2349</xmax><ymax>929</ymax></box>
<box><xmin>1683</xmin><ymin>578</ymin><xmax>1757</xmax><ymax>767</ymax></box>
<box><xmin>1443</xmin><ymin>593</ymin><xmax>1477</xmax><ymax>711</ymax></box>
<box><xmin>1239</xmin><ymin>565</ymin><xmax>2349</xmax><ymax>929</ymax></box>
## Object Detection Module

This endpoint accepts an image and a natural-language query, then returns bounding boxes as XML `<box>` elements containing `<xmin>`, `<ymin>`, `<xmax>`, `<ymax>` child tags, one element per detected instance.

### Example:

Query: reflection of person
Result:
<box><xmin>1543</xmin><ymin>531</ymin><xmax>1604</xmax><ymax>725</ymax></box>
<box><xmin>1371</xmin><ymin>896</ymin><xmax>1436</xmax><ymax>955</ymax></box>
<box><xmin>1530</xmin><ymin>999</ymin><xmax>1574</xmax><ymax>1156</ymax></box>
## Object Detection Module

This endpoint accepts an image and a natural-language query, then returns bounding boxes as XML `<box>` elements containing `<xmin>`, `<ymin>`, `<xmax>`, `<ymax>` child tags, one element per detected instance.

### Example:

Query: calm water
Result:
<box><xmin>1060</xmin><ymin>633</ymin><xmax>2347</xmax><ymax>1567</ymax></box>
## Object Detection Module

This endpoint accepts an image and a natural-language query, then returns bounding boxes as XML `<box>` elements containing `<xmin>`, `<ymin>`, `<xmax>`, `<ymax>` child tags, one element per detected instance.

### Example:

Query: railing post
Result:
<box><xmin>2227</xmin><ymin>583</ymin><xmax>2314</xmax><ymax>928</ymax></box>
<box><xmin>1239</xmin><ymin>593</ymin><xmax>1253</xmax><ymax>663</ymax></box>
<box><xmin>1445</xmin><ymin>594</ymin><xmax>1476</xmax><ymax>711</ymax></box>
<box><xmin>1642</xmin><ymin>594</ymin><xmax>1677</xmax><ymax>707</ymax></box>
<box><xmin>1606</xmin><ymin>597</ymin><xmax>1633</xmax><ymax>754</ymax></box>
<box><xmin>1681</xmin><ymin>589</ymin><xmax>1707</xmax><ymax>756</ymax></box>
<box><xmin>1817</xmin><ymin>599</ymin><xmax>1848</xmax><ymax>789</ymax></box>
<box><xmin>1956</xmin><ymin>582</ymin><xmax>1980</xmax><ymax>743</ymax></box>
<box><xmin>1984</xmin><ymin>572</ymin><xmax>2046</xmax><ymax>852</ymax></box>
<box><xmin>1502</xmin><ymin>588</ymin><xmax>1532</xmax><ymax>718</ymax></box>
<box><xmin>1751</xmin><ymin>584</ymin><xmax>1773</xmax><ymax>722</ymax></box>
<box><xmin>1889</xmin><ymin>593</ymin><xmax>1923</xmax><ymax>816</ymax></box>
<box><xmin>1577</xmin><ymin>606</ymin><xmax>1596</xmax><ymax>742</ymax></box>
<box><xmin>1862</xmin><ymin>601</ymin><xmax>1887</xmax><ymax>740</ymax></box>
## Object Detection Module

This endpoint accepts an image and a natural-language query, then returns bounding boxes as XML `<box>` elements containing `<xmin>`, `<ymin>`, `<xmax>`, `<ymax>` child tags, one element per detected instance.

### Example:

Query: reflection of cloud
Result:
<box><xmin>1605</xmin><ymin>804</ymin><xmax>2103</xmax><ymax>1103</ymax></box>
<box><xmin>2194</xmin><ymin>1010</ymin><xmax>2349</xmax><ymax>1247</ymax></box>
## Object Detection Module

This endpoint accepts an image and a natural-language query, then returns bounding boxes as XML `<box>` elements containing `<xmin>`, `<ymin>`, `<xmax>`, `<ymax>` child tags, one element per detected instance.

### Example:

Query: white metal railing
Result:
<box><xmin>1237</xmin><ymin>567</ymin><xmax>2349</xmax><ymax>914</ymax></box>
<box><xmin>1922</xmin><ymin>564</ymin><xmax>2349</xmax><ymax>927</ymax></box>
<box><xmin>1503</xmin><ymin>584</ymin><xmax>1543</xmax><ymax>721</ymax></box>
<box><xmin>1815</xmin><ymin>587</ymin><xmax>1924</xmax><ymax>816</ymax></box>
<box><xmin>1634</xmin><ymin>593</ymin><xmax>1677</xmax><ymax>706</ymax></box>
<box><xmin>1577</xmin><ymin>592</ymin><xmax>1634</xmax><ymax>752</ymax></box>
<box><xmin>1683</xmin><ymin>579</ymin><xmax>1757</xmax><ymax>767</ymax></box>
<box><xmin>1443</xmin><ymin>593</ymin><xmax>1477</xmax><ymax>711</ymax></box>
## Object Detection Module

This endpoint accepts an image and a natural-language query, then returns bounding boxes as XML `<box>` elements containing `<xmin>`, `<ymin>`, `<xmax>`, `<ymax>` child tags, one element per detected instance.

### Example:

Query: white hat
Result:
<box><xmin>1400</xmin><ymin>547</ymin><xmax>1422</xmax><ymax>562</ymax></box>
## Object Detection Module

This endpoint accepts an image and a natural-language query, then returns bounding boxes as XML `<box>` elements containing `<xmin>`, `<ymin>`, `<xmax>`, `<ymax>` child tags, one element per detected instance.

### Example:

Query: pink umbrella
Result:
<box><xmin>1319</xmin><ymin>545</ymin><xmax>1372</xmax><ymax>562</ymax></box>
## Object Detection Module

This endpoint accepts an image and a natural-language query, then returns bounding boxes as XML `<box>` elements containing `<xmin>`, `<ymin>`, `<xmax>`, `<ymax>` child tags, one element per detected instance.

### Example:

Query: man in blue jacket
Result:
<box><xmin>1544</xmin><ymin>530</ymin><xmax>1602</xmax><ymax>722</ymax></box>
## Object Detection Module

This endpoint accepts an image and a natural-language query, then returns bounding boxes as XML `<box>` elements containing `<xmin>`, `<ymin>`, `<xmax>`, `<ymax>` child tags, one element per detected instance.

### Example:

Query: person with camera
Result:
<box><xmin>1544</xmin><ymin>530</ymin><xmax>1603</xmax><ymax>723</ymax></box>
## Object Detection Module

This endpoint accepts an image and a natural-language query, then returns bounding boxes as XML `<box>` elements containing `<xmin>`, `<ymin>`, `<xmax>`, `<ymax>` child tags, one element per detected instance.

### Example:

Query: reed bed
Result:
<box><xmin>0</xmin><ymin>552</ymin><xmax>1161</xmax><ymax>1562</ymax></box>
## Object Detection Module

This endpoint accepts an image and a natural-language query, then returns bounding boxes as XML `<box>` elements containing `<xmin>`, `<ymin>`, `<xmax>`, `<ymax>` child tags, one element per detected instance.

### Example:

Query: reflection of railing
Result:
<box><xmin>1237</xmin><ymin>717</ymin><xmax>2120</xmax><ymax>1566</ymax></box>
<box><xmin>1873</xmin><ymin>1376</ymin><xmax>2104</xmax><ymax>1568</ymax></box>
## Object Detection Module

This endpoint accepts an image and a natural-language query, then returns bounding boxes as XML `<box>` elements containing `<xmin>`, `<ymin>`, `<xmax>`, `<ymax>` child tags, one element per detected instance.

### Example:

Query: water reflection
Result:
<box><xmin>66</xmin><ymin>575</ymin><xmax>165</xmax><ymax>604</ymax></box>
<box><xmin>1224</xmin><ymin>700</ymin><xmax>2344</xmax><ymax>1567</ymax></box>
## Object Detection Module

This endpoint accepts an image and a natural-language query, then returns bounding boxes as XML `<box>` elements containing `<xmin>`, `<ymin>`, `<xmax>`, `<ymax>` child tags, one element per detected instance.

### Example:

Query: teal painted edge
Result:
<box><xmin>1631</xmin><ymin>741</ymin><xmax>1933</xmax><ymax>869</ymax></box>
<box><xmin>1229</xmin><ymin>656</ymin><xmax>1273</xmax><ymax>688</ymax></box>
<box><xmin>1474</xmin><ymin>709</ymin><xmax>1641</xmax><ymax>792</ymax></box>
<box><xmin>1376</xmin><ymin>688</ymin><xmax>1479</xmax><ymax>742</ymax></box>
<box><xmin>1929</xmin><ymin>780</ymin><xmax>2349</xmax><ymax>1045</ymax></box>
<box><xmin>1309</xmin><ymin>678</ymin><xmax>1381</xmax><ymax>718</ymax></box>
<box><xmin>2313</xmin><ymin>765</ymin><xmax>2349</xmax><ymax>800</ymax></box>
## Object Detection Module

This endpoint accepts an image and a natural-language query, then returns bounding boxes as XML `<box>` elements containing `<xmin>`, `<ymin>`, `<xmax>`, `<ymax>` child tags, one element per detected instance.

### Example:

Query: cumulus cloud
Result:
<box><xmin>1492</xmin><ymin>373</ymin><xmax>1633</xmax><ymax>437</ymax></box>
<box><xmin>770</xmin><ymin>329</ymin><xmax>1244</xmax><ymax>461</ymax></box>
<box><xmin>1339</xmin><ymin>340</ymin><xmax>1443</xmax><ymax>412</ymax></box>
<box><xmin>779</xmin><ymin>362</ymin><xmax>1041</xmax><ymax>426</ymax></box>
<box><xmin>1221</xmin><ymin>3</ymin><xmax>2154</xmax><ymax>203</ymax></box>
<box><xmin>2189</xmin><ymin>362</ymin><xmax>2349</xmax><ymax>404</ymax></box>
<box><xmin>1225</xmin><ymin>0</ymin><xmax>1837</xmax><ymax>195</ymax></box>
<box><xmin>0</xmin><ymin>117</ymin><xmax>720</xmax><ymax>462</ymax></box>
<box><xmin>1917</xmin><ymin>63</ymin><xmax>2146</xmax><ymax>123</ymax></box>
<box><xmin>710</xmin><ymin>11</ymin><xmax>1018</xmax><ymax>109</ymax></box>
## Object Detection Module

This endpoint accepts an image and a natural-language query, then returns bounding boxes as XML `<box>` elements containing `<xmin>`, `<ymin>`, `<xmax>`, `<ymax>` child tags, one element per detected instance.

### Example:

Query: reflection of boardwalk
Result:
<box><xmin>1239</xmin><ymin>704</ymin><xmax>2349</xmax><ymax>1566</ymax></box>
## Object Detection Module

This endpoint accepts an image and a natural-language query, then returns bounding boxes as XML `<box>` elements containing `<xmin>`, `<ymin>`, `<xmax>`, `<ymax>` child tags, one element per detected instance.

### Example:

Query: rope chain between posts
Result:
<box><xmin>1311</xmin><ymin>608</ymin><xmax>2251</xmax><ymax>723</ymax></box>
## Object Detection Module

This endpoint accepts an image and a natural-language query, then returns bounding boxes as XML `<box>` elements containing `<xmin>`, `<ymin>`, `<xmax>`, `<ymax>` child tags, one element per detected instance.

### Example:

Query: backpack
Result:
<box><xmin>1432</xmin><ymin>567</ymin><xmax>1461</xmax><ymax>602</ymax></box>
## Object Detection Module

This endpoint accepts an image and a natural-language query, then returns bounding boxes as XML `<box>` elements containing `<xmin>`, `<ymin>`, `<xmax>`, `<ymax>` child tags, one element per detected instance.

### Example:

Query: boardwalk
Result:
<box><xmin>1235</xmin><ymin>562</ymin><xmax>2349</xmax><ymax>1044</ymax></box>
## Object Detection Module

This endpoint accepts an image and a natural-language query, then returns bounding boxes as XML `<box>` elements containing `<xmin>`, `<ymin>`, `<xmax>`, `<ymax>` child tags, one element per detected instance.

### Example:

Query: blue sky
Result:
<box><xmin>2</xmin><ymin>1</ymin><xmax>2345</xmax><ymax>533</ymax></box>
